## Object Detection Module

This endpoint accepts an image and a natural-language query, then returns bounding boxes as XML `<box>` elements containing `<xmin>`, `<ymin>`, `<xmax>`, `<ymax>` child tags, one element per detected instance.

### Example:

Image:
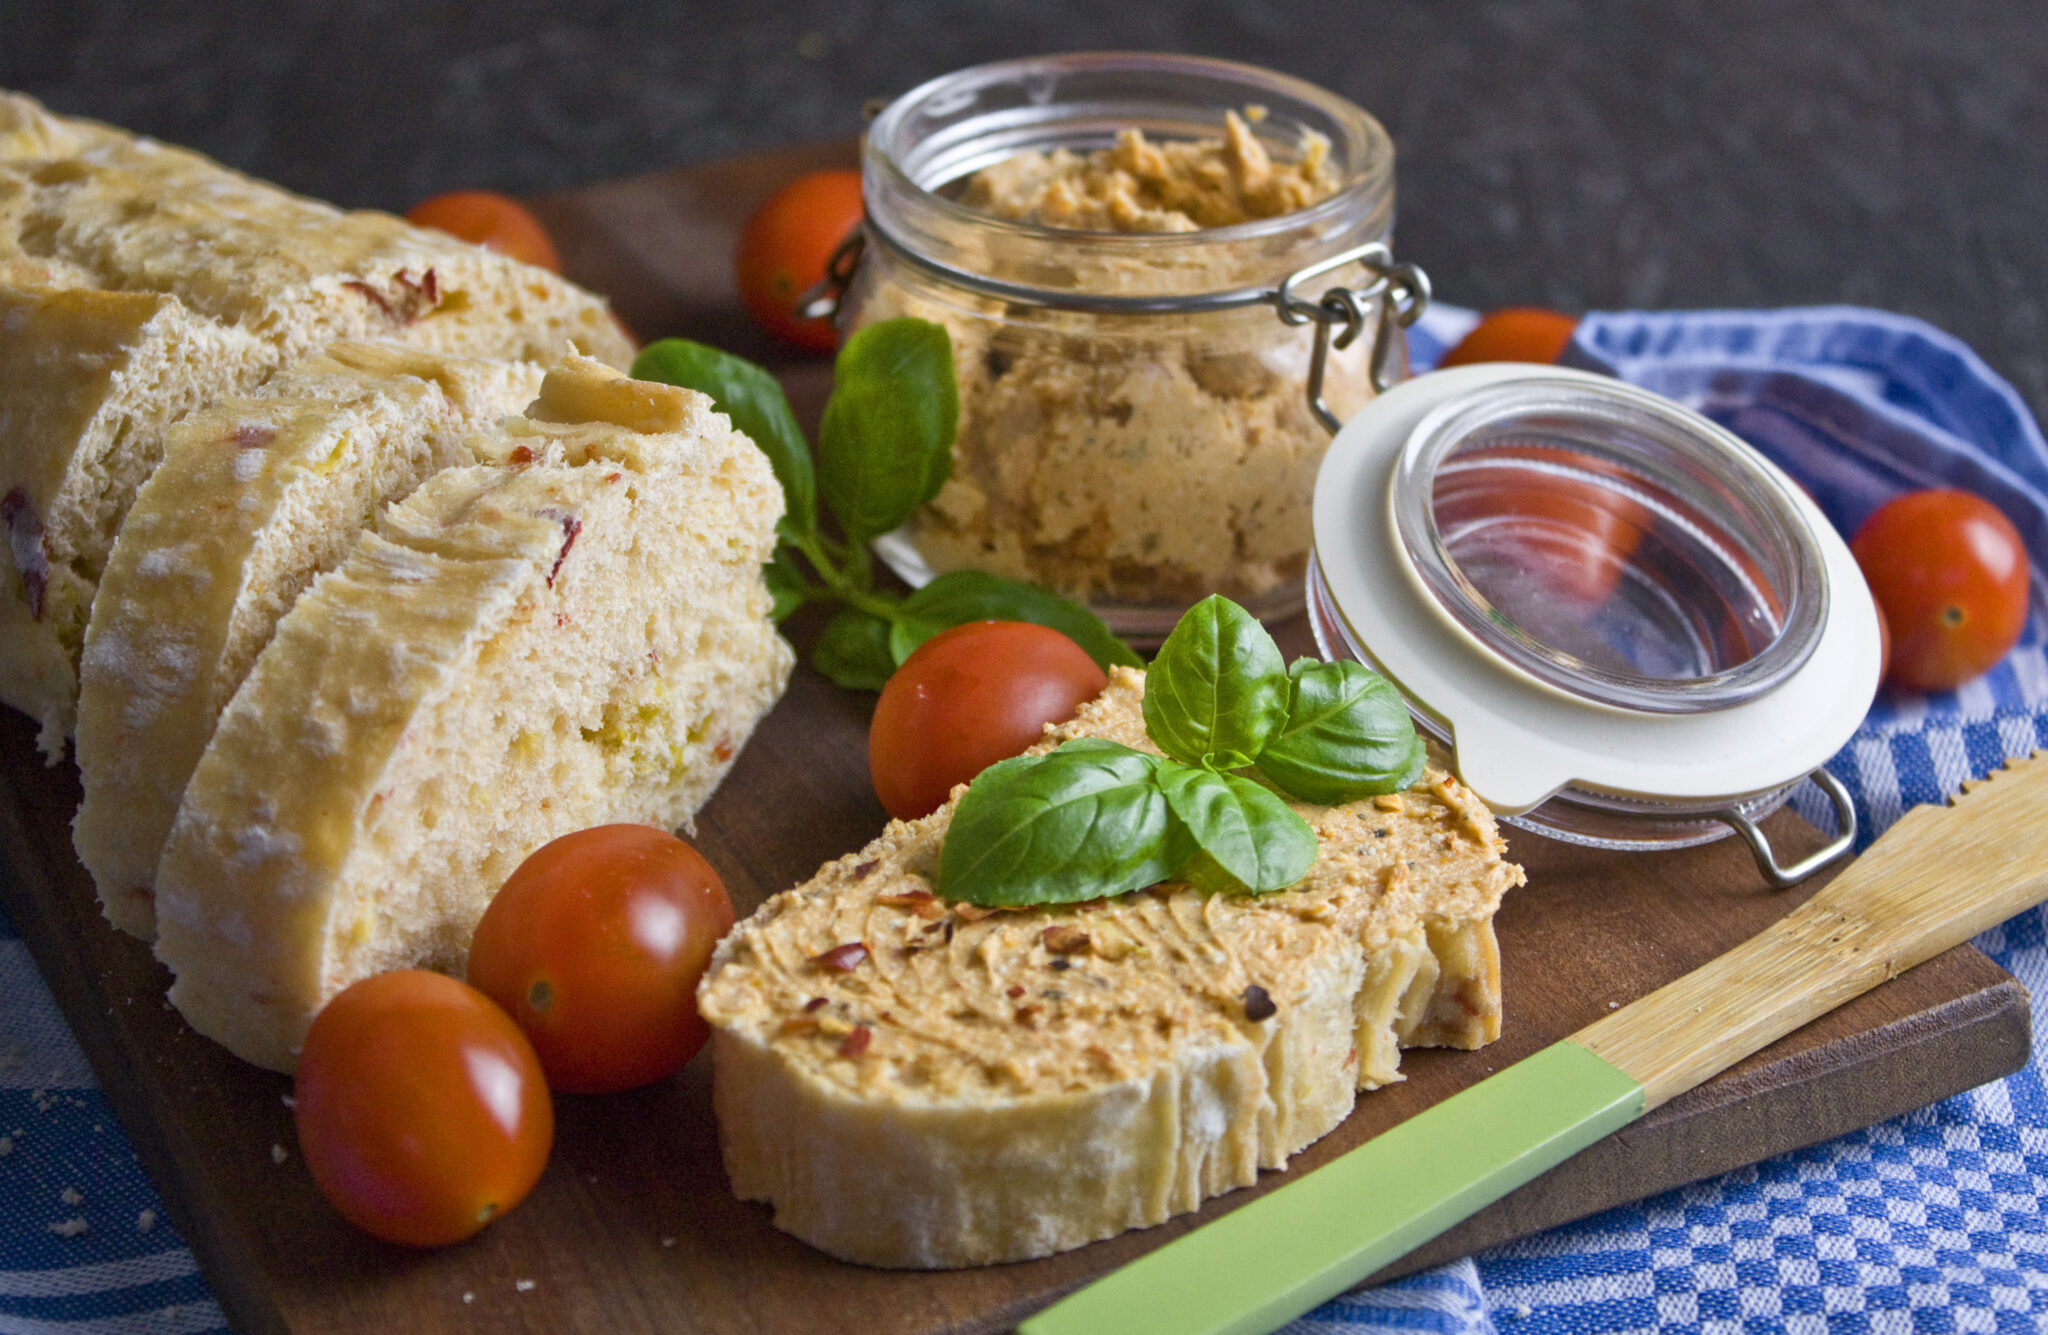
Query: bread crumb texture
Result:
<box><xmin>700</xmin><ymin>667</ymin><xmax>1523</xmax><ymax>1268</ymax></box>
<box><xmin>74</xmin><ymin>343</ymin><xmax>545</xmax><ymax>938</ymax></box>
<box><xmin>152</xmin><ymin>356</ymin><xmax>793</xmax><ymax>1072</ymax></box>
<box><xmin>0</xmin><ymin>90</ymin><xmax>631</xmax><ymax>755</ymax></box>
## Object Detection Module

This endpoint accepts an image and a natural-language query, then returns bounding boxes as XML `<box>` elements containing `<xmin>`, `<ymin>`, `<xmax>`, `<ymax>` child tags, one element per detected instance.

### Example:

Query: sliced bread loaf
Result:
<box><xmin>152</xmin><ymin>358</ymin><xmax>793</xmax><ymax>1072</ymax></box>
<box><xmin>698</xmin><ymin>667</ymin><xmax>1522</xmax><ymax>1268</ymax></box>
<box><xmin>0</xmin><ymin>90</ymin><xmax>633</xmax><ymax>753</ymax></box>
<box><xmin>73</xmin><ymin>342</ymin><xmax>547</xmax><ymax>939</ymax></box>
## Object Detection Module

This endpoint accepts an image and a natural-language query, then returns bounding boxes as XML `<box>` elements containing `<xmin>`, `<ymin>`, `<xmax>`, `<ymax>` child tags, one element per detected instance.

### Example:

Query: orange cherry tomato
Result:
<box><xmin>1438</xmin><ymin>307</ymin><xmax>1579</xmax><ymax>367</ymax></box>
<box><xmin>869</xmin><ymin>621</ymin><xmax>1108</xmax><ymax>821</ymax></box>
<box><xmin>406</xmin><ymin>189</ymin><xmax>562</xmax><ymax>273</ymax></box>
<box><xmin>293</xmin><ymin>971</ymin><xmax>552</xmax><ymax>1248</ymax></box>
<box><xmin>468</xmin><ymin>825</ymin><xmax>735</xmax><ymax>1095</ymax></box>
<box><xmin>1851</xmin><ymin>488</ymin><xmax>2031</xmax><ymax>692</ymax></box>
<box><xmin>735</xmin><ymin>169</ymin><xmax>863</xmax><ymax>353</ymax></box>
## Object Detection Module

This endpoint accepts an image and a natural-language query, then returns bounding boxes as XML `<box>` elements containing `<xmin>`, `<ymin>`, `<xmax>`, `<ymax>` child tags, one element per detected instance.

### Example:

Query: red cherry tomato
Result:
<box><xmin>869</xmin><ymin>621</ymin><xmax>1109</xmax><ymax>821</ymax></box>
<box><xmin>1438</xmin><ymin>307</ymin><xmax>1579</xmax><ymax>368</ymax></box>
<box><xmin>406</xmin><ymin>190</ymin><xmax>562</xmax><ymax>273</ymax></box>
<box><xmin>1851</xmin><ymin>488</ymin><xmax>2031</xmax><ymax>692</ymax></box>
<box><xmin>468</xmin><ymin>825</ymin><xmax>735</xmax><ymax>1095</ymax></box>
<box><xmin>293</xmin><ymin>971</ymin><xmax>552</xmax><ymax>1248</ymax></box>
<box><xmin>735</xmin><ymin>169</ymin><xmax>863</xmax><ymax>352</ymax></box>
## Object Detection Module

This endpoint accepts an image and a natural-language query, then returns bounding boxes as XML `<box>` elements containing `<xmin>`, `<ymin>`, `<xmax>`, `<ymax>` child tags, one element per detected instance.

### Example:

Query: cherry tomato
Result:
<box><xmin>406</xmin><ymin>189</ymin><xmax>562</xmax><ymax>273</ymax></box>
<box><xmin>735</xmin><ymin>169</ymin><xmax>863</xmax><ymax>352</ymax></box>
<box><xmin>294</xmin><ymin>971</ymin><xmax>552</xmax><ymax>1248</ymax></box>
<box><xmin>869</xmin><ymin>621</ymin><xmax>1109</xmax><ymax>821</ymax></box>
<box><xmin>468</xmin><ymin>825</ymin><xmax>735</xmax><ymax>1095</ymax></box>
<box><xmin>1851</xmin><ymin>488</ymin><xmax>2031</xmax><ymax>692</ymax></box>
<box><xmin>1438</xmin><ymin>307</ymin><xmax>1579</xmax><ymax>368</ymax></box>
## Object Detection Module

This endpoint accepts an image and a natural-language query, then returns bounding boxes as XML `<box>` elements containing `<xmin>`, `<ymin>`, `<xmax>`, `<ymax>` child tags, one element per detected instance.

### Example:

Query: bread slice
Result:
<box><xmin>698</xmin><ymin>668</ymin><xmax>1522</xmax><ymax>1268</ymax></box>
<box><xmin>73</xmin><ymin>342</ymin><xmax>547</xmax><ymax>939</ymax></box>
<box><xmin>0</xmin><ymin>284</ymin><xmax>276</xmax><ymax>754</ymax></box>
<box><xmin>0</xmin><ymin>90</ymin><xmax>633</xmax><ymax>754</ymax></box>
<box><xmin>152</xmin><ymin>359</ymin><xmax>793</xmax><ymax>1072</ymax></box>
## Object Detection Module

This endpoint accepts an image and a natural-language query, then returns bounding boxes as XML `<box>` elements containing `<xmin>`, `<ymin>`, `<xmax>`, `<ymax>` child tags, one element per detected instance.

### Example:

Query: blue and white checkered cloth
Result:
<box><xmin>5</xmin><ymin>304</ymin><xmax>2046</xmax><ymax>1334</ymax></box>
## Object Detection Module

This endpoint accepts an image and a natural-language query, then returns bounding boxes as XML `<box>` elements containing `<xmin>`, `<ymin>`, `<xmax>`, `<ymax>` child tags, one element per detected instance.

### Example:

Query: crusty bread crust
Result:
<box><xmin>700</xmin><ymin>668</ymin><xmax>1521</xmax><ymax>1267</ymax></box>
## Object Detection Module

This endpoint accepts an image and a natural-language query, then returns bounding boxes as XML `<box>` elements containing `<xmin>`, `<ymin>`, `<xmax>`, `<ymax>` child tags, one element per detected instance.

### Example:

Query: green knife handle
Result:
<box><xmin>1018</xmin><ymin>1040</ymin><xmax>1645</xmax><ymax>1335</ymax></box>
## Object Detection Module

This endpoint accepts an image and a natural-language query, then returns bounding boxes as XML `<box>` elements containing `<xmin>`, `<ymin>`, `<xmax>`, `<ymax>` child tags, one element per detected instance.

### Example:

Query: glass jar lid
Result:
<box><xmin>1392</xmin><ymin>377</ymin><xmax>1829</xmax><ymax>714</ymax></box>
<box><xmin>1310</xmin><ymin>363</ymin><xmax>1881</xmax><ymax>822</ymax></box>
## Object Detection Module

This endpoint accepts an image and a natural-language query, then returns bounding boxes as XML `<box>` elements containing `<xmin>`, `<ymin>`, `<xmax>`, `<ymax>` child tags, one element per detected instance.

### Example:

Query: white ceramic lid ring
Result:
<box><xmin>1311</xmin><ymin>363</ymin><xmax>1882</xmax><ymax>816</ymax></box>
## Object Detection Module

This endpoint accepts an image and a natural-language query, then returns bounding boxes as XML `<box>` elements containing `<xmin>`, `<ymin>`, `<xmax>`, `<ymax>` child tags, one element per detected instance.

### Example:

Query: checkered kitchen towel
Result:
<box><xmin>5</xmin><ymin>305</ymin><xmax>2047</xmax><ymax>1334</ymax></box>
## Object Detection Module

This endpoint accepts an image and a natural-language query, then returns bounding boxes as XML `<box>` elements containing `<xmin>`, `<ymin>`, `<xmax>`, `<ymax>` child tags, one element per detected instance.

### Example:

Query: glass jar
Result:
<box><xmin>1307</xmin><ymin>364</ymin><xmax>1882</xmax><ymax>886</ymax></box>
<box><xmin>840</xmin><ymin>52</ymin><xmax>1415</xmax><ymax>639</ymax></box>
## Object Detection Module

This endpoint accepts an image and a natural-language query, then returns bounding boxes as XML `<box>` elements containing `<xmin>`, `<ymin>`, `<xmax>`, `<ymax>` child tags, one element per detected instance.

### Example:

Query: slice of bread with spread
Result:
<box><xmin>73</xmin><ymin>342</ymin><xmax>547</xmax><ymax>940</ymax></box>
<box><xmin>153</xmin><ymin>359</ymin><xmax>793</xmax><ymax>1072</ymax></box>
<box><xmin>698</xmin><ymin>667</ymin><xmax>1522</xmax><ymax>1268</ymax></box>
<box><xmin>0</xmin><ymin>90</ymin><xmax>633</xmax><ymax>754</ymax></box>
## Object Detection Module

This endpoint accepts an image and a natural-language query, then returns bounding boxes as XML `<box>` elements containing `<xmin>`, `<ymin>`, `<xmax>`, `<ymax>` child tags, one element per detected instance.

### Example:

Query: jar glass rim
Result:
<box><xmin>864</xmin><ymin>51</ymin><xmax>1395</xmax><ymax>262</ymax></box>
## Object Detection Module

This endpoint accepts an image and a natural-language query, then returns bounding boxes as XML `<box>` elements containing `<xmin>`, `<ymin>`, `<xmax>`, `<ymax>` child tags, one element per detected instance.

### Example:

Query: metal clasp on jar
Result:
<box><xmin>799</xmin><ymin>227</ymin><xmax>1430</xmax><ymax>436</ymax></box>
<box><xmin>1273</xmin><ymin>241</ymin><xmax>1431</xmax><ymax>432</ymax></box>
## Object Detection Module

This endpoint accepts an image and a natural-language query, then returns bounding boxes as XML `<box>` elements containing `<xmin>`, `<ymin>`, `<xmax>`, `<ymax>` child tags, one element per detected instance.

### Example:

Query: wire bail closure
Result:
<box><xmin>1713</xmin><ymin>767</ymin><xmax>1858</xmax><ymax>889</ymax></box>
<box><xmin>798</xmin><ymin>225</ymin><xmax>867</xmax><ymax>323</ymax></box>
<box><xmin>795</xmin><ymin>228</ymin><xmax>1428</xmax><ymax>434</ymax></box>
<box><xmin>1274</xmin><ymin>241</ymin><xmax>1431</xmax><ymax>432</ymax></box>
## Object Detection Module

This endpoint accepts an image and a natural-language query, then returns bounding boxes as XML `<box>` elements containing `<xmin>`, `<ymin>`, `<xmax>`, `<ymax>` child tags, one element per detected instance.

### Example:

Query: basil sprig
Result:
<box><xmin>938</xmin><ymin>596</ymin><xmax>1425</xmax><ymax>907</ymax></box>
<box><xmin>632</xmin><ymin>322</ymin><xmax>1139</xmax><ymax>689</ymax></box>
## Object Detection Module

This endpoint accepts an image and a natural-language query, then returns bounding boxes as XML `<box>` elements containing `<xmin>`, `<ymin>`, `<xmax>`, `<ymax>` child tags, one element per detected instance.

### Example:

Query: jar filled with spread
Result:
<box><xmin>833</xmin><ymin>53</ymin><xmax>1423</xmax><ymax>638</ymax></box>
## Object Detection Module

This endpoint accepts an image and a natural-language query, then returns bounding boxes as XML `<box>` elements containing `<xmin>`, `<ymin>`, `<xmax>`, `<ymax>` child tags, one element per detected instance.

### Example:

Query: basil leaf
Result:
<box><xmin>1141</xmin><ymin>595</ymin><xmax>1287</xmax><ymax>771</ymax></box>
<box><xmin>1159</xmin><ymin>766</ymin><xmax>1316</xmax><ymax>894</ymax></box>
<box><xmin>816</xmin><ymin>318</ymin><xmax>957</xmax><ymax>543</ymax></box>
<box><xmin>887</xmin><ymin>569</ymin><xmax>1142</xmax><ymax>671</ymax></box>
<box><xmin>937</xmin><ymin>739</ymin><xmax>1191</xmax><ymax>907</ymax></box>
<box><xmin>762</xmin><ymin>547</ymin><xmax>810</xmax><ymax>622</ymax></box>
<box><xmin>631</xmin><ymin>339</ymin><xmax>816</xmax><ymax>536</ymax></box>
<box><xmin>810</xmin><ymin>606</ymin><xmax>898</xmax><ymax>691</ymax></box>
<box><xmin>1255</xmin><ymin>659</ymin><xmax>1426</xmax><ymax>804</ymax></box>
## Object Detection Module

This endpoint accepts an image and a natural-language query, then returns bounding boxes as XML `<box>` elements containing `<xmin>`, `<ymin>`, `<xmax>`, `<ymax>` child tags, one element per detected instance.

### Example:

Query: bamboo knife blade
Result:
<box><xmin>1020</xmin><ymin>752</ymin><xmax>2048</xmax><ymax>1335</ymax></box>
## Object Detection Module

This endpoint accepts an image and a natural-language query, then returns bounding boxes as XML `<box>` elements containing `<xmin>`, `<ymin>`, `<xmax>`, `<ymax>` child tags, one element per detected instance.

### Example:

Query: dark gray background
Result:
<box><xmin>7</xmin><ymin>1</ymin><xmax>2044</xmax><ymax>417</ymax></box>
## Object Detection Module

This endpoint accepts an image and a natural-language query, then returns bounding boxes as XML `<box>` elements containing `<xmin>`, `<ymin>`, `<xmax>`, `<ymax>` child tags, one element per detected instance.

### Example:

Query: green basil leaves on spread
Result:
<box><xmin>632</xmin><ymin>322</ymin><xmax>1137</xmax><ymax>690</ymax></box>
<box><xmin>1156</xmin><ymin>766</ymin><xmax>1317</xmax><ymax>896</ymax></box>
<box><xmin>1255</xmin><ymin>660</ymin><xmax>1427</xmax><ymax>805</ymax></box>
<box><xmin>938</xmin><ymin>595</ymin><xmax>1425</xmax><ymax>907</ymax></box>
<box><xmin>938</xmin><ymin>740</ymin><xmax>1191</xmax><ymax>908</ymax></box>
<box><xmin>1142</xmin><ymin>593</ymin><xmax>1288</xmax><ymax>770</ymax></box>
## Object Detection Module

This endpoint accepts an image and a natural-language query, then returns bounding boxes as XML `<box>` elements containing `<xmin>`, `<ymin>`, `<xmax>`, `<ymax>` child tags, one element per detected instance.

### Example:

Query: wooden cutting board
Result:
<box><xmin>0</xmin><ymin>143</ymin><xmax>2029</xmax><ymax>1335</ymax></box>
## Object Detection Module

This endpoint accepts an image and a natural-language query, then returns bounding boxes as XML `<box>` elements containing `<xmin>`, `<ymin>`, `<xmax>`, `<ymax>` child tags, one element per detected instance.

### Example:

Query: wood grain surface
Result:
<box><xmin>0</xmin><ymin>142</ymin><xmax>2030</xmax><ymax>1335</ymax></box>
